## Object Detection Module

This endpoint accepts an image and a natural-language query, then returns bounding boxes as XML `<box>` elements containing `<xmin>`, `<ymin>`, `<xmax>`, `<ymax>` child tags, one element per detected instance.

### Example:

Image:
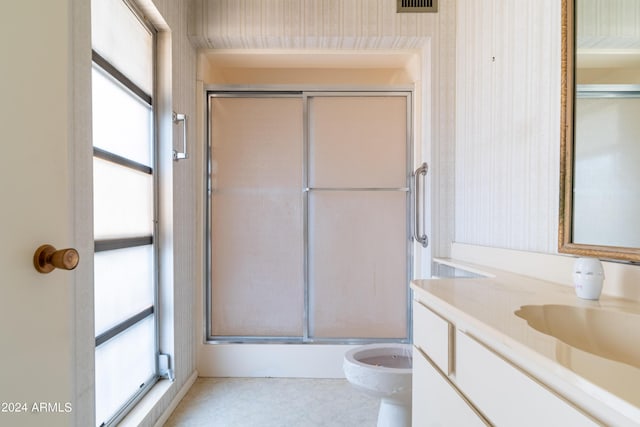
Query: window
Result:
<box><xmin>91</xmin><ymin>1</ymin><xmax>158</xmax><ymax>425</ymax></box>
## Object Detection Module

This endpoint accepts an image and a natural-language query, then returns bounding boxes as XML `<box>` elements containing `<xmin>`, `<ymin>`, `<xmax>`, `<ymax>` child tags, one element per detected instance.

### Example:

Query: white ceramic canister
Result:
<box><xmin>572</xmin><ymin>257</ymin><xmax>605</xmax><ymax>300</ymax></box>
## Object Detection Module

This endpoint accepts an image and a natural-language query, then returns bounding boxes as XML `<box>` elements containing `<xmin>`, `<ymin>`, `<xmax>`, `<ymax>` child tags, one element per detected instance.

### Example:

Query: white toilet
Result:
<box><xmin>343</xmin><ymin>343</ymin><xmax>413</xmax><ymax>427</ymax></box>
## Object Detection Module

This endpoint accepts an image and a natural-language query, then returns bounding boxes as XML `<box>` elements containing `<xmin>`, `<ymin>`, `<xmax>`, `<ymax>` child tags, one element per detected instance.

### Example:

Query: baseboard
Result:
<box><xmin>197</xmin><ymin>344</ymin><xmax>360</xmax><ymax>378</ymax></box>
<box><xmin>153</xmin><ymin>370</ymin><xmax>199</xmax><ymax>427</ymax></box>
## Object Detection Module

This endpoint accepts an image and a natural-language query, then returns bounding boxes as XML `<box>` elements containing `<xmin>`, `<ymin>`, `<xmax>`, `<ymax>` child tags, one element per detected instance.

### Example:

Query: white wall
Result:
<box><xmin>455</xmin><ymin>0</ymin><xmax>561</xmax><ymax>253</ymax></box>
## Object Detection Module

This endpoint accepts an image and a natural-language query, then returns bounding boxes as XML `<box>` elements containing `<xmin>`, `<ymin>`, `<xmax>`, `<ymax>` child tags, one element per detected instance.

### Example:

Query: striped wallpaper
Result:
<box><xmin>455</xmin><ymin>0</ymin><xmax>562</xmax><ymax>253</ymax></box>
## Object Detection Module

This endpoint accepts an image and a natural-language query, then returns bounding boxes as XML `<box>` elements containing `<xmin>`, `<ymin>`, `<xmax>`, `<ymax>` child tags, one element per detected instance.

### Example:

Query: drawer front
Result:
<box><xmin>456</xmin><ymin>331</ymin><xmax>599</xmax><ymax>427</ymax></box>
<box><xmin>413</xmin><ymin>300</ymin><xmax>452</xmax><ymax>375</ymax></box>
<box><xmin>413</xmin><ymin>347</ymin><xmax>488</xmax><ymax>427</ymax></box>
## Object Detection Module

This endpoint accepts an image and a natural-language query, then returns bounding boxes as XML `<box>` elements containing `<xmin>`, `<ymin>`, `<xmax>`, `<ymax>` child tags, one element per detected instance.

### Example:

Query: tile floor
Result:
<box><xmin>163</xmin><ymin>378</ymin><xmax>379</xmax><ymax>427</ymax></box>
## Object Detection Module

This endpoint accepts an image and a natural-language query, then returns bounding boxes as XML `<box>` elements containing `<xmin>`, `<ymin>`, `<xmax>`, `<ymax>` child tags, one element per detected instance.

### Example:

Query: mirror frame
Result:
<box><xmin>559</xmin><ymin>0</ymin><xmax>640</xmax><ymax>262</ymax></box>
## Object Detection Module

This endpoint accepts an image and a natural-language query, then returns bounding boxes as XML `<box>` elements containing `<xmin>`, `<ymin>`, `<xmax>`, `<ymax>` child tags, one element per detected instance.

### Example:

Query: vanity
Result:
<box><xmin>411</xmin><ymin>260</ymin><xmax>640</xmax><ymax>426</ymax></box>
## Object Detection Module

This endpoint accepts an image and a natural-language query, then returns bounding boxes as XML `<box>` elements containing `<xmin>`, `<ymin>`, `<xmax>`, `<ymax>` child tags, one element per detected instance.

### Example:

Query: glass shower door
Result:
<box><xmin>208</xmin><ymin>95</ymin><xmax>305</xmax><ymax>339</ymax></box>
<box><xmin>207</xmin><ymin>91</ymin><xmax>412</xmax><ymax>342</ymax></box>
<box><xmin>307</xmin><ymin>95</ymin><xmax>410</xmax><ymax>340</ymax></box>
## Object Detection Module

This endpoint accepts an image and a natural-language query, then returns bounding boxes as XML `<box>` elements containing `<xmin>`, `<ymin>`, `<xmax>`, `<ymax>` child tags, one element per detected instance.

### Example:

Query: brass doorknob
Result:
<box><xmin>33</xmin><ymin>244</ymin><xmax>79</xmax><ymax>273</ymax></box>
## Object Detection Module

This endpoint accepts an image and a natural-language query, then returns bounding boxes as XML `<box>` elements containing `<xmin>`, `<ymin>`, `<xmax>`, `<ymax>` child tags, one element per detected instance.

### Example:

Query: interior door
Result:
<box><xmin>0</xmin><ymin>2</ymin><xmax>92</xmax><ymax>426</ymax></box>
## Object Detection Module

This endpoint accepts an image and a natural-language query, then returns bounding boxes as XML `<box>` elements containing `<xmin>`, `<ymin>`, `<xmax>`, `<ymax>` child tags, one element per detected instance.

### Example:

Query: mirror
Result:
<box><xmin>560</xmin><ymin>0</ymin><xmax>640</xmax><ymax>262</ymax></box>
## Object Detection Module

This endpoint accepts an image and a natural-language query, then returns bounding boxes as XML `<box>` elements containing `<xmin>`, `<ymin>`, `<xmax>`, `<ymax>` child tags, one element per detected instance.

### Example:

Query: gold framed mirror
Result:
<box><xmin>559</xmin><ymin>0</ymin><xmax>640</xmax><ymax>262</ymax></box>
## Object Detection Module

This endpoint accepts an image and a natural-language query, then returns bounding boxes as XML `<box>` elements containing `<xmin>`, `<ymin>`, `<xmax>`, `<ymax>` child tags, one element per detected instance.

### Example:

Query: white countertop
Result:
<box><xmin>411</xmin><ymin>259</ymin><xmax>640</xmax><ymax>426</ymax></box>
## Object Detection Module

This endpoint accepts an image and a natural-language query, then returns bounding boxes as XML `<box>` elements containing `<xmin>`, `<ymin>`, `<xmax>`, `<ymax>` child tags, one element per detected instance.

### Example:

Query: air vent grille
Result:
<box><xmin>397</xmin><ymin>0</ymin><xmax>437</xmax><ymax>13</ymax></box>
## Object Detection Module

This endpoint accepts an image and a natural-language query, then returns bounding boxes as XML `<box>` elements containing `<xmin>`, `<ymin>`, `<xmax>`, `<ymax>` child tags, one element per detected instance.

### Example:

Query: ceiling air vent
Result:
<box><xmin>397</xmin><ymin>0</ymin><xmax>437</xmax><ymax>13</ymax></box>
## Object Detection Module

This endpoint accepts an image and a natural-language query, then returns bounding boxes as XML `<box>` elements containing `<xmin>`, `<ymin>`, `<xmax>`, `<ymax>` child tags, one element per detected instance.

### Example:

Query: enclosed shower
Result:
<box><xmin>206</xmin><ymin>90</ymin><xmax>418</xmax><ymax>343</ymax></box>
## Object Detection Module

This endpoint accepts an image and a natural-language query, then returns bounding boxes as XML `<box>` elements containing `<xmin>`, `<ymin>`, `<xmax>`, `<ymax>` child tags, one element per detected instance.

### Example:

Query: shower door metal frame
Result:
<box><xmin>205</xmin><ymin>86</ymin><xmax>415</xmax><ymax>344</ymax></box>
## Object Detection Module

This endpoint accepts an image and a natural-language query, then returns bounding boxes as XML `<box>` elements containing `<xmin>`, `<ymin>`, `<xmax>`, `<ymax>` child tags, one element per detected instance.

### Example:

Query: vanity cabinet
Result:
<box><xmin>413</xmin><ymin>300</ymin><xmax>452</xmax><ymax>375</ymax></box>
<box><xmin>413</xmin><ymin>346</ymin><xmax>487</xmax><ymax>426</ymax></box>
<box><xmin>455</xmin><ymin>330</ymin><xmax>598</xmax><ymax>426</ymax></box>
<box><xmin>413</xmin><ymin>300</ymin><xmax>489</xmax><ymax>426</ymax></box>
<box><xmin>412</xmin><ymin>298</ymin><xmax>598</xmax><ymax>427</ymax></box>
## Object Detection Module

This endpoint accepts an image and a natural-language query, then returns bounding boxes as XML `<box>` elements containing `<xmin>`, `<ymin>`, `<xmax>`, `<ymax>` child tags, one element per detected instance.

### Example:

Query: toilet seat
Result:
<box><xmin>345</xmin><ymin>343</ymin><xmax>413</xmax><ymax>371</ymax></box>
<box><xmin>343</xmin><ymin>344</ymin><xmax>413</xmax><ymax>427</ymax></box>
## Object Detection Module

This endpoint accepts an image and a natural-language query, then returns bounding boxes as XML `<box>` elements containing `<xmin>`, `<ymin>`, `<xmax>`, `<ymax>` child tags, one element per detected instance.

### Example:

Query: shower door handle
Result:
<box><xmin>413</xmin><ymin>162</ymin><xmax>429</xmax><ymax>248</ymax></box>
<box><xmin>173</xmin><ymin>112</ymin><xmax>188</xmax><ymax>160</ymax></box>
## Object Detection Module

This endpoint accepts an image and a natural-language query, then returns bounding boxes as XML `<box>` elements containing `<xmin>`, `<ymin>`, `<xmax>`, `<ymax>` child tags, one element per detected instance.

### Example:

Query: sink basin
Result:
<box><xmin>515</xmin><ymin>304</ymin><xmax>640</xmax><ymax>369</ymax></box>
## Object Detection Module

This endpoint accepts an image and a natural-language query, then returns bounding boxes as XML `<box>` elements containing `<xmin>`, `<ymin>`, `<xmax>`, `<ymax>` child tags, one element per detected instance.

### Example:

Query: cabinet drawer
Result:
<box><xmin>413</xmin><ymin>300</ymin><xmax>452</xmax><ymax>375</ymax></box>
<box><xmin>456</xmin><ymin>330</ymin><xmax>599</xmax><ymax>427</ymax></box>
<box><xmin>413</xmin><ymin>347</ymin><xmax>488</xmax><ymax>426</ymax></box>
